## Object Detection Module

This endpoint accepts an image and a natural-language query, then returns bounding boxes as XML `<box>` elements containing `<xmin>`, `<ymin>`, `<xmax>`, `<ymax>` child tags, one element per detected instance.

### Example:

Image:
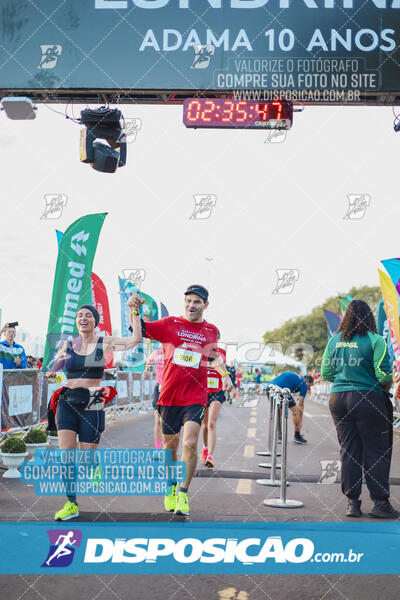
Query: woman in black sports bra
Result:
<box><xmin>46</xmin><ymin>298</ymin><xmax>143</xmax><ymax>521</ymax></box>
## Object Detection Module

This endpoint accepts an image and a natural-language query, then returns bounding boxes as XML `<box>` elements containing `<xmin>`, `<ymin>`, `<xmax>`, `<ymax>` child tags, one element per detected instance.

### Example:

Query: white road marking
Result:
<box><xmin>236</xmin><ymin>479</ymin><xmax>252</xmax><ymax>495</ymax></box>
<box><xmin>304</xmin><ymin>411</ymin><xmax>331</xmax><ymax>418</ymax></box>
<box><xmin>243</xmin><ymin>445</ymin><xmax>254</xmax><ymax>458</ymax></box>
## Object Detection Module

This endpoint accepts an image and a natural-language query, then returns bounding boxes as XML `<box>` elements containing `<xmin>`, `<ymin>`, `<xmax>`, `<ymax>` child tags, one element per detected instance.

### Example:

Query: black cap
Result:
<box><xmin>184</xmin><ymin>284</ymin><xmax>209</xmax><ymax>302</ymax></box>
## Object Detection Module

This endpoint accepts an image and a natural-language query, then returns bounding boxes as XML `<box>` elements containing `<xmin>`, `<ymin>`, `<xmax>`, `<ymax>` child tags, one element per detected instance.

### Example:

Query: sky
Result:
<box><xmin>1</xmin><ymin>102</ymin><xmax>400</xmax><ymax>353</ymax></box>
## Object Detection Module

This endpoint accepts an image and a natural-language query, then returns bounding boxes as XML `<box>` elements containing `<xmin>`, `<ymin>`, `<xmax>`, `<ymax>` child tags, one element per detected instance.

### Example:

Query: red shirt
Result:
<box><xmin>207</xmin><ymin>347</ymin><xmax>227</xmax><ymax>393</ymax></box>
<box><xmin>143</xmin><ymin>316</ymin><xmax>219</xmax><ymax>407</ymax></box>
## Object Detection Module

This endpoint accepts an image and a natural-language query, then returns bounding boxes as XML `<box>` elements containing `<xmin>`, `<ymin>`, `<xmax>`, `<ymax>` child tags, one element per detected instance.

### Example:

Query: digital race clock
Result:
<box><xmin>183</xmin><ymin>99</ymin><xmax>292</xmax><ymax>130</ymax></box>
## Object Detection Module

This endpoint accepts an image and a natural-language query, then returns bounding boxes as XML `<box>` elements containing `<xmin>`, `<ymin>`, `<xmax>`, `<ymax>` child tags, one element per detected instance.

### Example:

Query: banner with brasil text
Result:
<box><xmin>118</xmin><ymin>277</ymin><xmax>159</xmax><ymax>371</ymax></box>
<box><xmin>142</xmin><ymin>292</ymin><xmax>159</xmax><ymax>324</ymax></box>
<box><xmin>118</xmin><ymin>277</ymin><xmax>140</xmax><ymax>371</ymax></box>
<box><xmin>378</xmin><ymin>269</ymin><xmax>400</xmax><ymax>371</ymax></box>
<box><xmin>43</xmin><ymin>213</ymin><xmax>107</xmax><ymax>370</ymax></box>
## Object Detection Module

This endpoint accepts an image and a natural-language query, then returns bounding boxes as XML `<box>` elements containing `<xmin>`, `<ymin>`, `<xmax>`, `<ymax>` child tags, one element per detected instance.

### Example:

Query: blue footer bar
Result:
<box><xmin>0</xmin><ymin>522</ymin><xmax>399</xmax><ymax>574</ymax></box>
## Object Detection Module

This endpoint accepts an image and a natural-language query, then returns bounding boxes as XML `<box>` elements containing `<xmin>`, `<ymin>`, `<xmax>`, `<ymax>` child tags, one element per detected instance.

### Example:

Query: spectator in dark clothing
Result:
<box><xmin>322</xmin><ymin>299</ymin><xmax>398</xmax><ymax>519</ymax></box>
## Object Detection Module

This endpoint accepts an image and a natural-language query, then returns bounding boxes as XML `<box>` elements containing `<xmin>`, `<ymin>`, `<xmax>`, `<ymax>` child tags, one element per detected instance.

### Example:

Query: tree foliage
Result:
<box><xmin>263</xmin><ymin>285</ymin><xmax>381</xmax><ymax>371</ymax></box>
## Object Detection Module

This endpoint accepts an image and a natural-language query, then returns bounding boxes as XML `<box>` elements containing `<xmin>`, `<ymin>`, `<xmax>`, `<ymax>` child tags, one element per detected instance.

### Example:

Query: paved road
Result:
<box><xmin>1</xmin><ymin>393</ymin><xmax>399</xmax><ymax>599</ymax></box>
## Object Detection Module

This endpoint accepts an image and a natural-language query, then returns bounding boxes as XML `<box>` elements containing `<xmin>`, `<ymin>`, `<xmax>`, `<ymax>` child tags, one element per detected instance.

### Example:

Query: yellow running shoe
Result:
<box><xmin>54</xmin><ymin>501</ymin><xmax>79</xmax><ymax>521</ymax></box>
<box><xmin>174</xmin><ymin>491</ymin><xmax>189</xmax><ymax>516</ymax></box>
<box><xmin>164</xmin><ymin>484</ymin><xmax>177</xmax><ymax>512</ymax></box>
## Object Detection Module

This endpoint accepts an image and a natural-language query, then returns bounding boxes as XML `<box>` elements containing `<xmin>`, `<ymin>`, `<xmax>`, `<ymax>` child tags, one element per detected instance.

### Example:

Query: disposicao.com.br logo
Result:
<box><xmin>42</xmin><ymin>529</ymin><xmax>82</xmax><ymax>568</ymax></box>
<box><xmin>82</xmin><ymin>536</ymin><xmax>363</xmax><ymax>566</ymax></box>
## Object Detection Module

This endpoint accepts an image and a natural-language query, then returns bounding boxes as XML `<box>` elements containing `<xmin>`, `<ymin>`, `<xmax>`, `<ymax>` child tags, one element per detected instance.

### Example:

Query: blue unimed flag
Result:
<box><xmin>323</xmin><ymin>309</ymin><xmax>342</xmax><ymax>339</ymax></box>
<box><xmin>160</xmin><ymin>302</ymin><xmax>169</xmax><ymax>318</ymax></box>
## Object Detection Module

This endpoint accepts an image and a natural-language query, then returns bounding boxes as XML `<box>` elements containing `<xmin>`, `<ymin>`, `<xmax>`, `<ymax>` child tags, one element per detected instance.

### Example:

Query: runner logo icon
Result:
<box><xmin>189</xmin><ymin>195</ymin><xmax>217</xmax><ymax>220</ymax></box>
<box><xmin>120</xmin><ymin>118</ymin><xmax>142</xmax><ymax>144</ymax></box>
<box><xmin>344</xmin><ymin>194</ymin><xmax>371</xmax><ymax>219</ymax></box>
<box><xmin>272</xmin><ymin>269</ymin><xmax>299</xmax><ymax>294</ymax></box>
<box><xmin>42</xmin><ymin>529</ymin><xmax>82</xmax><ymax>568</ymax></box>
<box><xmin>37</xmin><ymin>45</ymin><xmax>62</xmax><ymax>69</ymax></box>
<box><xmin>190</xmin><ymin>45</ymin><xmax>215</xmax><ymax>69</ymax></box>
<box><xmin>122</xmin><ymin>269</ymin><xmax>146</xmax><ymax>287</ymax></box>
<box><xmin>264</xmin><ymin>129</ymin><xmax>287</xmax><ymax>144</ymax></box>
<box><xmin>319</xmin><ymin>460</ymin><xmax>341</xmax><ymax>484</ymax></box>
<box><xmin>41</xmin><ymin>194</ymin><xmax>67</xmax><ymax>220</ymax></box>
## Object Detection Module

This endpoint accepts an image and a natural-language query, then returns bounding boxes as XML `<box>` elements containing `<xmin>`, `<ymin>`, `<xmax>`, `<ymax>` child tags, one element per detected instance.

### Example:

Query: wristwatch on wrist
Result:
<box><xmin>131</xmin><ymin>309</ymin><xmax>139</xmax><ymax>316</ymax></box>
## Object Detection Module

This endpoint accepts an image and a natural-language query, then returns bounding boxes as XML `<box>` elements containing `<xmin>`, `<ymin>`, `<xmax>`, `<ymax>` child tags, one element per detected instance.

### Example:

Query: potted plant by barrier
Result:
<box><xmin>24</xmin><ymin>428</ymin><xmax>48</xmax><ymax>461</ymax></box>
<box><xmin>47</xmin><ymin>430</ymin><xmax>59</xmax><ymax>448</ymax></box>
<box><xmin>0</xmin><ymin>437</ymin><xmax>28</xmax><ymax>478</ymax></box>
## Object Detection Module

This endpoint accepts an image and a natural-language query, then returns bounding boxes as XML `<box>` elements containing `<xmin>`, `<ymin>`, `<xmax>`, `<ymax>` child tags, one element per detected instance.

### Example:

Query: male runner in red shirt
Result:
<box><xmin>129</xmin><ymin>285</ymin><xmax>233</xmax><ymax>516</ymax></box>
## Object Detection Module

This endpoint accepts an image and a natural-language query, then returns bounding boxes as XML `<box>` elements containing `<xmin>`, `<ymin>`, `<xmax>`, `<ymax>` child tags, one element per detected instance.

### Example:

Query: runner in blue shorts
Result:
<box><xmin>268</xmin><ymin>372</ymin><xmax>314</xmax><ymax>444</ymax></box>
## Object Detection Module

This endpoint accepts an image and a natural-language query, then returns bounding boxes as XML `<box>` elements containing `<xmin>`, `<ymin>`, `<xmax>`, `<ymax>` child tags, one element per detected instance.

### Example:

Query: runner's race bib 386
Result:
<box><xmin>172</xmin><ymin>348</ymin><xmax>201</xmax><ymax>369</ymax></box>
<box><xmin>207</xmin><ymin>377</ymin><xmax>219</xmax><ymax>389</ymax></box>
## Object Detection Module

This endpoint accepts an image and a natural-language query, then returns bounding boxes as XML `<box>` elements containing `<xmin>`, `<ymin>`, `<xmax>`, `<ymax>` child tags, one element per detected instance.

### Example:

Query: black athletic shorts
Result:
<box><xmin>157</xmin><ymin>404</ymin><xmax>205</xmax><ymax>435</ymax></box>
<box><xmin>152</xmin><ymin>383</ymin><xmax>160</xmax><ymax>409</ymax></box>
<box><xmin>207</xmin><ymin>389</ymin><xmax>226</xmax><ymax>408</ymax></box>
<box><xmin>56</xmin><ymin>393</ymin><xmax>105</xmax><ymax>444</ymax></box>
<box><xmin>278</xmin><ymin>393</ymin><xmax>296</xmax><ymax>408</ymax></box>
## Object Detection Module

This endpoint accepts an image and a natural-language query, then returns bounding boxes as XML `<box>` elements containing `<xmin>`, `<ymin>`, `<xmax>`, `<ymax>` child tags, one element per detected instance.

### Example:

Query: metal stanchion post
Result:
<box><xmin>257</xmin><ymin>385</ymin><xmax>280</xmax><ymax>458</ymax></box>
<box><xmin>263</xmin><ymin>388</ymin><xmax>303</xmax><ymax>508</ymax></box>
<box><xmin>258</xmin><ymin>385</ymin><xmax>282</xmax><ymax>469</ymax></box>
<box><xmin>256</xmin><ymin>387</ymin><xmax>285</xmax><ymax>487</ymax></box>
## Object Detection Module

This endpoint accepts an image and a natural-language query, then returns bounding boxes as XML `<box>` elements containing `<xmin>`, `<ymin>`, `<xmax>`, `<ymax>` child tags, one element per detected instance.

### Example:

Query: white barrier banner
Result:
<box><xmin>116</xmin><ymin>380</ymin><xmax>128</xmax><ymax>399</ymax></box>
<box><xmin>133</xmin><ymin>380</ymin><xmax>141</xmax><ymax>397</ymax></box>
<box><xmin>8</xmin><ymin>385</ymin><xmax>33</xmax><ymax>416</ymax></box>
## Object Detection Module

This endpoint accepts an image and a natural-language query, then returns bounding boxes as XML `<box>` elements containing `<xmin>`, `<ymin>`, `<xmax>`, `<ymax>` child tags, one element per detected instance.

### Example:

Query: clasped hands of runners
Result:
<box><xmin>128</xmin><ymin>293</ymin><xmax>145</xmax><ymax>311</ymax></box>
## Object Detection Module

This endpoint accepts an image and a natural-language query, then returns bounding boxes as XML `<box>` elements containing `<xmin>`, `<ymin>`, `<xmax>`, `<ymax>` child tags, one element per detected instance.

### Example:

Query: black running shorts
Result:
<box><xmin>207</xmin><ymin>389</ymin><xmax>226</xmax><ymax>408</ymax></box>
<box><xmin>157</xmin><ymin>404</ymin><xmax>205</xmax><ymax>435</ymax></box>
<box><xmin>56</xmin><ymin>397</ymin><xmax>105</xmax><ymax>444</ymax></box>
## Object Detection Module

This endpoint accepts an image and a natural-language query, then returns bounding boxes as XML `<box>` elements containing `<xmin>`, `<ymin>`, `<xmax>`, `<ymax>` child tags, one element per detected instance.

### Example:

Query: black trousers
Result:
<box><xmin>329</xmin><ymin>390</ymin><xmax>393</xmax><ymax>500</ymax></box>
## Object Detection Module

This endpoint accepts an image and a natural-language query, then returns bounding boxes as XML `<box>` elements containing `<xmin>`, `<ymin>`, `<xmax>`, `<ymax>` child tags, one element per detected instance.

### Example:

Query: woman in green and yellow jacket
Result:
<box><xmin>322</xmin><ymin>299</ymin><xmax>398</xmax><ymax>519</ymax></box>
